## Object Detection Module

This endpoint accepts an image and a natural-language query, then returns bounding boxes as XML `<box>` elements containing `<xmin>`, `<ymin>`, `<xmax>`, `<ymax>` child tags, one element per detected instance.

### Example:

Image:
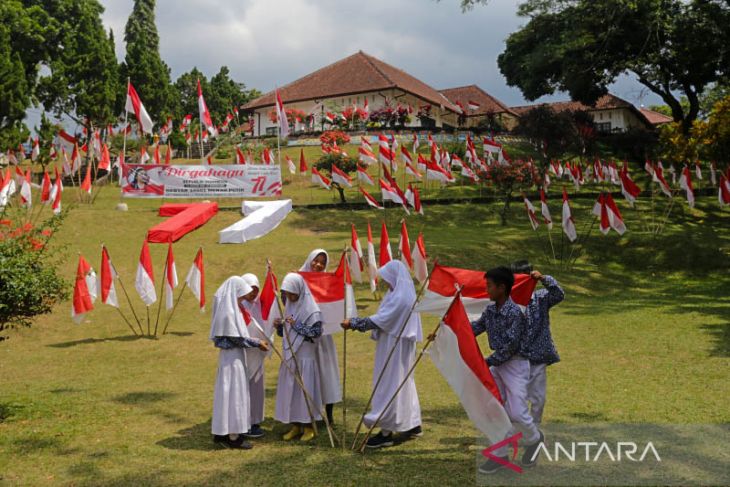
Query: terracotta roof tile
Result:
<box><xmin>639</xmin><ymin>107</ymin><xmax>673</xmax><ymax>125</ymax></box>
<box><xmin>438</xmin><ymin>85</ymin><xmax>518</xmax><ymax>117</ymax></box>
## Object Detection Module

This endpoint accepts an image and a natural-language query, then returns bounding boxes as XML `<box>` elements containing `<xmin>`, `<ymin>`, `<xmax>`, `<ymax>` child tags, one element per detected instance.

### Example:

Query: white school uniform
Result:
<box><xmin>363</xmin><ymin>261</ymin><xmax>422</xmax><ymax>433</ymax></box>
<box><xmin>241</xmin><ymin>273</ymin><xmax>273</xmax><ymax>426</ymax></box>
<box><xmin>527</xmin><ymin>363</ymin><xmax>547</xmax><ymax>425</ymax></box>
<box><xmin>274</xmin><ymin>273</ymin><xmax>324</xmax><ymax>423</ymax></box>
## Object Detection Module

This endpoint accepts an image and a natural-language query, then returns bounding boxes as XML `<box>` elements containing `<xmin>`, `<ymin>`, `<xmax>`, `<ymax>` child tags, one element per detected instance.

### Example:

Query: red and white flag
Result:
<box><xmin>719</xmin><ymin>175</ymin><xmax>730</xmax><ymax>206</ymax></box>
<box><xmin>366</xmin><ymin>222</ymin><xmax>378</xmax><ymax>292</ymax></box>
<box><xmin>259</xmin><ymin>265</ymin><xmax>279</xmax><ymax>322</ymax></box>
<box><xmin>40</xmin><ymin>171</ymin><xmax>52</xmax><ymax>204</ymax></box>
<box><xmin>300</xmin><ymin>262</ymin><xmax>357</xmax><ymax>335</ymax></box>
<box><xmin>56</xmin><ymin>129</ymin><xmax>76</xmax><ymax>155</ymax></box>
<box><xmin>185</xmin><ymin>248</ymin><xmax>205</xmax><ymax>312</ymax></box>
<box><xmin>197</xmin><ymin>79</ymin><xmax>217</xmax><ymax>137</ymax></box>
<box><xmin>379</xmin><ymin>221</ymin><xmax>392</xmax><ymax>266</ymax></box>
<box><xmin>523</xmin><ymin>195</ymin><xmax>540</xmax><ymax>230</ymax></box>
<box><xmin>380</xmin><ymin>178</ymin><xmax>404</xmax><ymax>206</ymax></box>
<box><xmin>539</xmin><ymin>189</ymin><xmax>553</xmax><ymax>230</ymax></box>
<box><xmin>51</xmin><ymin>177</ymin><xmax>62</xmax><ymax>215</ymax></box>
<box><xmin>378</xmin><ymin>133</ymin><xmax>394</xmax><ymax>165</ymax></box>
<box><xmin>401</xmin><ymin>146</ymin><xmax>413</xmax><ymax>166</ymax></box>
<box><xmin>357</xmin><ymin>165</ymin><xmax>375</xmax><ymax>186</ymax></box>
<box><xmin>99</xmin><ymin>246</ymin><xmax>119</xmax><ymax>307</ymax></box>
<box><xmin>412</xmin><ymin>233</ymin><xmax>428</xmax><ymax>283</ymax></box>
<box><xmin>412</xmin><ymin>185</ymin><xmax>424</xmax><ymax>215</ymax></box>
<box><xmin>262</xmin><ymin>147</ymin><xmax>273</xmax><ymax>165</ymax></box>
<box><xmin>285</xmin><ymin>155</ymin><xmax>296</xmax><ymax>174</ymax></box>
<box><xmin>125</xmin><ymin>82</ymin><xmax>154</xmax><ymax>135</ymax></box>
<box><xmin>562</xmin><ymin>188</ymin><xmax>577</xmax><ymax>242</ymax></box>
<box><xmin>350</xmin><ymin>224</ymin><xmax>364</xmax><ymax>283</ymax></box>
<box><xmin>275</xmin><ymin>88</ymin><xmax>289</xmax><ymax>138</ymax></box>
<box><xmin>31</xmin><ymin>138</ymin><xmax>40</xmax><ymax>161</ymax></box>
<box><xmin>98</xmin><ymin>143</ymin><xmax>111</xmax><ymax>171</ymax></box>
<box><xmin>619</xmin><ymin>162</ymin><xmax>641</xmax><ymax>206</ymax></box>
<box><xmin>679</xmin><ymin>165</ymin><xmax>695</xmax><ymax>208</ymax></box>
<box><xmin>694</xmin><ymin>162</ymin><xmax>703</xmax><ymax>181</ymax></box>
<box><xmin>72</xmin><ymin>254</ymin><xmax>97</xmax><ymax>324</ymax></box>
<box><xmin>398</xmin><ymin>219</ymin><xmax>413</xmax><ymax>269</ymax></box>
<box><xmin>80</xmin><ymin>164</ymin><xmax>92</xmax><ymax>194</ymax></box>
<box><xmin>139</xmin><ymin>146</ymin><xmax>150</xmax><ymax>164</ymax></box>
<box><xmin>652</xmin><ymin>162</ymin><xmax>672</xmax><ymax>197</ymax></box>
<box><xmin>164</xmin><ymin>145</ymin><xmax>172</xmax><ymax>165</ymax></box>
<box><xmin>135</xmin><ymin>239</ymin><xmax>156</xmax><ymax>306</ymax></box>
<box><xmin>311</xmin><ymin>167</ymin><xmax>331</xmax><ymax>190</ymax></box>
<box><xmin>19</xmin><ymin>170</ymin><xmax>32</xmax><ymax>208</ymax></box>
<box><xmin>70</xmin><ymin>144</ymin><xmax>82</xmax><ymax>173</ymax></box>
<box><xmin>299</xmin><ymin>149</ymin><xmax>308</xmax><ymax>172</ymax></box>
<box><xmin>405</xmin><ymin>160</ymin><xmax>422</xmax><ymax>180</ymax></box>
<box><xmin>360</xmin><ymin>187</ymin><xmax>383</xmax><ymax>209</ymax></box>
<box><xmin>331</xmin><ymin>164</ymin><xmax>353</xmax><ymax>188</ymax></box>
<box><xmin>358</xmin><ymin>146</ymin><xmax>377</xmax><ymax>165</ymax></box>
<box><xmin>425</xmin><ymin>158</ymin><xmax>455</xmax><ymax>183</ymax></box>
<box><xmin>180</xmin><ymin>114</ymin><xmax>192</xmax><ymax>132</ymax></box>
<box><xmin>164</xmin><ymin>243</ymin><xmax>178</xmax><ymax>310</ymax></box>
<box><xmin>593</xmin><ymin>193</ymin><xmax>626</xmax><ymax>235</ymax></box>
<box><xmin>153</xmin><ymin>144</ymin><xmax>161</xmax><ymax>165</ymax></box>
<box><xmin>429</xmin><ymin>294</ymin><xmax>511</xmax><ymax>445</ymax></box>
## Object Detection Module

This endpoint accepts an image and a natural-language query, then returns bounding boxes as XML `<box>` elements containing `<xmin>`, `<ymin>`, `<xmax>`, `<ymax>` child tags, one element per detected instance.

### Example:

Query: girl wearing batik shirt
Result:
<box><xmin>300</xmin><ymin>249</ymin><xmax>341</xmax><ymax>425</ymax></box>
<box><xmin>341</xmin><ymin>260</ymin><xmax>423</xmax><ymax>449</ymax></box>
<box><xmin>274</xmin><ymin>273</ymin><xmax>323</xmax><ymax>442</ymax></box>
<box><xmin>210</xmin><ymin>276</ymin><xmax>268</xmax><ymax>450</ymax></box>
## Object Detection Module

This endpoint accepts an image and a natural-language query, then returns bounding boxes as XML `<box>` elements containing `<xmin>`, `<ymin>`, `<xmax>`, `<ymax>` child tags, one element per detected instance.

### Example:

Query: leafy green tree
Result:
<box><xmin>314</xmin><ymin>153</ymin><xmax>358</xmax><ymax>204</ymax></box>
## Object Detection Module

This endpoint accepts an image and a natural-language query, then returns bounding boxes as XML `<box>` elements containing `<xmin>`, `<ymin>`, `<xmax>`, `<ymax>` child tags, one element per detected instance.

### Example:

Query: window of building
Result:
<box><xmin>595</xmin><ymin>122</ymin><xmax>611</xmax><ymax>133</ymax></box>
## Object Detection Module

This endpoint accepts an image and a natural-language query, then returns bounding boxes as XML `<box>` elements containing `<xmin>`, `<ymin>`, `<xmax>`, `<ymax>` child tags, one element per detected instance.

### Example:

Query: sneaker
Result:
<box><xmin>478</xmin><ymin>456</ymin><xmax>509</xmax><ymax>475</ymax></box>
<box><xmin>521</xmin><ymin>430</ymin><xmax>544</xmax><ymax>467</ymax></box>
<box><xmin>401</xmin><ymin>425</ymin><xmax>423</xmax><ymax>438</ymax></box>
<box><xmin>365</xmin><ymin>432</ymin><xmax>394</xmax><ymax>449</ymax></box>
<box><xmin>213</xmin><ymin>434</ymin><xmax>228</xmax><ymax>444</ymax></box>
<box><xmin>282</xmin><ymin>425</ymin><xmax>302</xmax><ymax>441</ymax></box>
<box><xmin>243</xmin><ymin>424</ymin><xmax>265</xmax><ymax>439</ymax></box>
<box><xmin>222</xmin><ymin>436</ymin><xmax>253</xmax><ymax>450</ymax></box>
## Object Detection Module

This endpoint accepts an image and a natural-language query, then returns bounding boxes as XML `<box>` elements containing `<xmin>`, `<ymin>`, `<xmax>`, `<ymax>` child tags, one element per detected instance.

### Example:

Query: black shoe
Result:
<box><xmin>243</xmin><ymin>424</ymin><xmax>265</xmax><ymax>439</ymax></box>
<box><xmin>213</xmin><ymin>434</ymin><xmax>227</xmax><ymax>444</ymax></box>
<box><xmin>521</xmin><ymin>430</ymin><xmax>544</xmax><ymax>467</ymax></box>
<box><xmin>401</xmin><ymin>425</ymin><xmax>423</xmax><ymax>438</ymax></box>
<box><xmin>365</xmin><ymin>432</ymin><xmax>394</xmax><ymax>449</ymax></box>
<box><xmin>223</xmin><ymin>436</ymin><xmax>253</xmax><ymax>450</ymax></box>
<box><xmin>478</xmin><ymin>456</ymin><xmax>509</xmax><ymax>475</ymax></box>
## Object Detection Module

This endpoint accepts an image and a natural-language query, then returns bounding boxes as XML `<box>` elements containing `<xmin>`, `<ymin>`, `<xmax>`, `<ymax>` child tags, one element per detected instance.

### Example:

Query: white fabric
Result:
<box><xmin>316</xmin><ymin>334</ymin><xmax>342</xmax><ymax>404</ymax></box>
<box><xmin>371</xmin><ymin>261</ymin><xmax>422</xmax><ymax>341</ymax></box>
<box><xmin>490</xmin><ymin>358</ymin><xmax>541</xmax><ymax>455</ymax></box>
<box><xmin>275</xmin><ymin>339</ymin><xmax>322</xmax><ymax>423</ymax></box>
<box><xmin>212</xmin><ymin>348</ymin><xmax>251</xmax><ymax>435</ymax></box>
<box><xmin>248</xmin><ymin>366</ymin><xmax>265</xmax><ymax>425</ymax></box>
<box><xmin>240</xmin><ymin>272</ymin><xmax>273</xmax><ymax>382</ymax></box>
<box><xmin>280</xmin><ymin>273</ymin><xmax>322</xmax><ymax>328</ymax></box>
<box><xmin>363</xmin><ymin>331</ymin><xmax>421</xmax><ymax>432</ymax></box>
<box><xmin>218</xmin><ymin>199</ymin><xmax>292</xmax><ymax>244</ymax></box>
<box><xmin>527</xmin><ymin>363</ymin><xmax>547</xmax><ymax>425</ymax></box>
<box><xmin>209</xmin><ymin>276</ymin><xmax>252</xmax><ymax>340</ymax></box>
<box><xmin>299</xmin><ymin>248</ymin><xmax>329</xmax><ymax>271</ymax></box>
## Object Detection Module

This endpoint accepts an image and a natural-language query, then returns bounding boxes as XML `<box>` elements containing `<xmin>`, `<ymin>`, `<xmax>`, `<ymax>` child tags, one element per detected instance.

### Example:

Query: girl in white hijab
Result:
<box><xmin>299</xmin><ymin>249</ymin><xmax>341</xmax><ymax>425</ymax></box>
<box><xmin>210</xmin><ymin>276</ymin><xmax>269</xmax><ymax>449</ymax></box>
<box><xmin>341</xmin><ymin>260</ymin><xmax>423</xmax><ymax>448</ymax></box>
<box><xmin>274</xmin><ymin>273</ymin><xmax>324</xmax><ymax>442</ymax></box>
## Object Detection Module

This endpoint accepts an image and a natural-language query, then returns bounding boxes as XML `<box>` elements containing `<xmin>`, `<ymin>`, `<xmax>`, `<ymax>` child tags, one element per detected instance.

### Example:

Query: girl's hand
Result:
<box><xmin>258</xmin><ymin>341</ymin><xmax>270</xmax><ymax>352</ymax></box>
<box><xmin>340</xmin><ymin>320</ymin><xmax>351</xmax><ymax>330</ymax></box>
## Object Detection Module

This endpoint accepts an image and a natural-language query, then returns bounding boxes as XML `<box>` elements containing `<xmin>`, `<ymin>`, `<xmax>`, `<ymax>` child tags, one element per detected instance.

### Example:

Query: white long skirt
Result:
<box><xmin>316</xmin><ymin>334</ymin><xmax>342</xmax><ymax>405</ymax></box>
<box><xmin>212</xmin><ymin>348</ymin><xmax>251</xmax><ymax>436</ymax></box>
<box><xmin>363</xmin><ymin>332</ymin><xmax>421</xmax><ymax>433</ymax></box>
<box><xmin>248</xmin><ymin>364</ymin><xmax>265</xmax><ymax>425</ymax></box>
<box><xmin>275</xmin><ymin>339</ymin><xmax>323</xmax><ymax>423</ymax></box>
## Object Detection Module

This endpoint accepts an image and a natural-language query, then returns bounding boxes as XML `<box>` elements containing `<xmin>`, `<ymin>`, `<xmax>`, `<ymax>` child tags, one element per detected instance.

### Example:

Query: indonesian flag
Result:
<box><xmin>416</xmin><ymin>263</ymin><xmax>536</xmax><ymax>319</ymax></box>
<box><xmin>300</xmin><ymin>264</ymin><xmax>357</xmax><ymax>335</ymax></box>
<box><xmin>562</xmin><ymin>188</ymin><xmax>577</xmax><ymax>242</ymax></box>
<box><xmin>233</xmin><ymin>146</ymin><xmax>245</xmax><ymax>164</ymax></box>
<box><xmin>335</xmin><ymin>251</ymin><xmax>357</xmax><ymax>320</ymax></box>
<box><xmin>405</xmin><ymin>160</ymin><xmax>422</xmax><ymax>180</ymax></box>
<box><xmin>357</xmin><ymin>165</ymin><xmax>375</xmax><ymax>186</ymax></box>
<box><xmin>413</xmin><ymin>185</ymin><xmax>424</xmax><ymax>215</ymax></box>
<box><xmin>619</xmin><ymin>162</ymin><xmax>641</xmax><ymax>207</ymax></box>
<box><xmin>412</xmin><ymin>133</ymin><xmax>419</xmax><ymax>152</ymax></box>
<box><xmin>51</xmin><ymin>177</ymin><xmax>62</xmax><ymax>215</ymax></box>
<box><xmin>360</xmin><ymin>135</ymin><xmax>372</xmax><ymax>151</ymax></box>
<box><xmin>429</xmin><ymin>294</ymin><xmax>511</xmax><ymax>444</ymax></box>
<box><xmin>40</xmin><ymin>171</ymin><xmax>52</xmax><ymax>204</ymax></box>
<box><xmin>398</xmin><ymin>219</ymin><xmax>413</xmax><ymax>269</ymax></box>
<box><xmin>125</xmin><ymin>82</ymin><xmax>154</xmax><ymax>135</ymax></box>
<box><xmin>283</xmin><ymin>155</ymin><xmax>295</xmax><ymax>174</ymax></box>
<box><xmin>164</xmin><ymin>145</ymin><xmax>172</xmax><ymax>165</ymax></box>
<box><xmin>185</xmin><ymin>248</ymin><xmax>205</xmax><ymax>312</ymax></box>
<box><xmin>262</xmin><ymin>147</ymin><xmax>273</xmax><ymax>165</ymax></box>
<box><xmin>412</xmin><ymin>232</ymin><xmax>428</xmax><ymax>283</ymax></box>
<box><xmin>695</xmin><ymin>163</ymin><xmax>703</xmax><ymax>181</ymax></box>
<box><xmin>593</xmin><ymin>193</ymin><xmax>626</xmax><ymax>235</ymax></box>
<box><xmin>350</xmin><ymin>224</ymin><xmax>364</xmax><ymax>283</ymax></box>
<box><xmin>164</xmin><ymin>243</ymin><xmax>178</xmax><ymax>310</ymax></box>
<box><xmin>180</xmin><ymin>114</ymin><xmax>192</xmax><ymax>132</ymax></box>
<box><xmin>679</xmin><ymin>165</ymin><xmax>695</xmax><ymax>208</ymax></box>
<box><xmin>524</xmin><ymin>195</ymin><xmax>540</xmax><ymax>230</ymax></box>
<box><xmin>72</xmin><ymin>254</ymin><xmax>97</xmax><ymax>324</ymax></box>
<box><xmin>197</xmin><ymin>79</ymin><xmax>217</xmax><ymax>137</ymax></box>
<box><xmin>80</xmin><ymin>164</ymin><xmax>92</xmax><ymax>194</ymax></box>
<box><xmin>153</xmin><ymin>145</ymin><xmax>161</xmax><ymax>164</ymax></box>
<box><xmin>366</xmin><ymin>222</ymin><xmax>378</xmax><ymax>292</ymax></box>
<box><xmin>185</xmin><ymin>132</ymin><xmax>192</xmax><ymax>146</ymax></box>
<box><xmin>652</xmin><ymin>162</ymin><xmax>672</xmax><ymax>197</ymax></box>
<box><xmin>99</xmin><ymin>246</ymin><xmax>119</xmax><ymax>307</ymax></box>
<box><xmin>98</xmin><ymin>143</ymin><xmax>111</xmax><ymax>171</ymax></box>
<box><xmin>452</xmin><ymin>154</ymin><xmax>465</xmax><ymax>169</ymax></box>
<box><xmin>427</xmin><ymin>133</ymin><xmax>434</xmax><ymax>148</ymax></box>
<box><xmin>379</xmin><ymin>221</ymin><xmax>392</xmax><ymax>266</ymax></box>
<box><xmin>358</xmin><ymin>146</ymin><xmax>378</xmax><ymax>165</ymax></box>
<box><xmin>20</xmin><ymin>170</ymin><xmax>32</xmax><ymax>208</ymax></box>
<box><xmin>31</xmin><ymin>138</ymin><xmax>40</xmax><ymax>161</ymax></box>
<box><xmin>299</xmin><ymin>148</ymin><xmax>308</xmax><ymax>172</ymax></box>
<box><xmin>401</xmin><ymin>146</ymin><xmax>413</xmax><ymax>166</ymax></box>
<box><xmin>360</xmin><ymin>187</ymin><xmax>383</xmax><ymax>209</ymax></box>
<box><xmin>539</xmin><ymin>189</ymin><xmax>553</xmax><ymax>230</ymax></box>
<box><xmin>312</xmin><ymin>167</ymin><xmax>331</xmax><ymax>189</ymax></box>
<box><xmin>461</xmin><ymin>163</ymin><xmax>478</xmax><ymax>183</ymax></box>
<box><xmin>331</xmin><ymin>164</ymin><xmax>353</xmax><ymax>188</ymax></box>
<box><xmin>71</xmin><ymin>144</ymin><xmax>82</xmax><ymax>173</ymax></box>
<box><xmin>324</xmin><ymin>112</ymin><xmax>335</xmax><ymax>124</ymax></box>
<box><xmin>380</xmin><ymin>178</ymin><xmax>404</xmax><ymax>206</ymax></box>
<box><xmin>275</xmin><ymin>88</ymin><xmax>289</xmax><ymax>138</ymax></box>
<box><xmin>378</xmin><ymin>134</ymin><xmax>394</xmax><ymax>164</ymax></box>
<box><xmin>425</xmin><ymin>158</ymin><xmax>455</xmax><ymax>183</ymax></box>
<box><xmin>483</xmin><ymin>137</ymin><xmax>502</xmax><ymax>155</ymax></box>
<box><xmin>467</xmin><ymin>100</ymin><xmax>481</xmax><ymax>111</ymax></box>
<box><xmin>550</xmin><ymin>160</ymin><xmax>564</xmax><ymax>177</ymax></box>
<box><xmin>135</xmin><ymin>239</ymin><xmax>156</xmax><ymax>306</ymax></box>
<box><xmin>363</xmin><ymin>98</ymin><xmax>369</xmax><ymax>117</ymax></box>
<box><xmin>719</xmin><ymin>175</ymin><xmax>730</xmax><ymax>206</ymax></box>
<box><xmin>139</xmin><ymin>146</ymin><xmax>150</xmax><ymax>164</ymax></box>
<box><xmin>56</xmin><ymin>129</ymin><xmax>77</xmax><ymax>155</ymax></box>
<box><xmin>259</xmin><ymin>266</ymin><xmax>279</xmax><ymax>322</ymax></box>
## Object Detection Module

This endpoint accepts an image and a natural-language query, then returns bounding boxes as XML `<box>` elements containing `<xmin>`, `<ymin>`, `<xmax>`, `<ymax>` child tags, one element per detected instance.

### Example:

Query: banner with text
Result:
<box><xmin>121</xmin><ymin>164</ymin><xmax>282</xmax><ymax>198</ymax></box>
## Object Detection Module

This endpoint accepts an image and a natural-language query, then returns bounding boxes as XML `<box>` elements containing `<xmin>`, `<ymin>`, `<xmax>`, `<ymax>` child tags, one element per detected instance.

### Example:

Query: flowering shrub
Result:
<box><xmin>320</xmin><ymin>130</ymin><xmax>351</xmax><ymax>146</ymax></box>
<box><xmin>487</xmin><ymin>160</ymin><xmax>537</xmax><ymax>225</ymax></box>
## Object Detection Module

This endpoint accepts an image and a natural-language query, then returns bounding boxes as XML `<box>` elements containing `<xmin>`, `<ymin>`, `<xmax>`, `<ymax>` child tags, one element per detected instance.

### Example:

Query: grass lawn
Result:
<box><xmin>0</xmin><ymin>148</ymin><xmax>729</xmax><ymax>485</ymax></box>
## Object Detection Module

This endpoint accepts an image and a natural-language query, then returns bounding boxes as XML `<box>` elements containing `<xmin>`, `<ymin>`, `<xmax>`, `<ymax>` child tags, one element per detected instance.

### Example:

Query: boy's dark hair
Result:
<box><xmin>510</xmin><ymin>260</ymin><xmax>533</xmax><ymax>274</ymax></box>
<box><xmin>485</xmin><ymin>266</ymin><xmax>515</xmax><ymax>295</ymax></box>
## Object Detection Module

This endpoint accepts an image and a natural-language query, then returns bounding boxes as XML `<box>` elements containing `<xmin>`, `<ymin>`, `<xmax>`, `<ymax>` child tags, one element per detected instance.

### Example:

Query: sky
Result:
<box><xmin>27</xmin><ymin>0</ymin><xmax>663</xmax><ymax>131</ymax></box>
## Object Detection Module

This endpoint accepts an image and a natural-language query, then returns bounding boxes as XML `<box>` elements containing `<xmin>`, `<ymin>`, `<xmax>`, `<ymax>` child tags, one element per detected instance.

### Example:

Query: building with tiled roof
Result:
<box><xmin>242</xmin><ymin>51</ymin><xmax>462</xmax><ymax>136</ymax></box>
<box><xmin>438</xmin><ymin>85</ymin><xmax>520</xmax><ymax>130</ymax></box>
<box><xmin>639</xmin><ymin>107</ymin><xmax>673</xmax><ymax>126</ymax></box>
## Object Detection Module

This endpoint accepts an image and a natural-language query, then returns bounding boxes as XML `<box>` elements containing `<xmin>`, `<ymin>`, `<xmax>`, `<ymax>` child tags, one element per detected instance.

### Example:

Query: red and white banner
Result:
<box><xmin>121</xmin><ymin>164</ymin><xmax>282</xmax><ymax>198</ymax></box>
<box><xmin>429</xmin><ymin>294</ymin><xmax>511</xmax><ymax>444</ymax></box>
<box><xmin>72</xmin><ymin>254</ymin><xmax>97</xmax><ymax>324</ymax></box>
<box><xmin>125</xmin><ymin>82</ymin><xmax>154</xmax><ymax>135</ymax></box>
<box><xmin>299</xmin><ymin>266</ymin><xmax>356</xmax><ymax>335</ymax></box>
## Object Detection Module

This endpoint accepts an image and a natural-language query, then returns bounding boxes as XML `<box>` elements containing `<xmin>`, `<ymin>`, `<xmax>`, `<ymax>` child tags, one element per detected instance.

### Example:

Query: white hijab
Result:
<box><xmin>240</xmin><ymin>273</ymin><xmax>263</xmax><ymax>322</ymax></box>
<box><xmin>280</xmin><ymin>273</ymin><xmax>322</xmax><ymax>326</ymax></box>
<box><xmin>299</xmin><ymin>249</ymin><xmax>329</xmax><ymax>272</ymax></box>
<box><xmin>209</xmin><ymin>276</ymin><xmax>253</xmax><ymax>340</ymax></box>
<box><xmin>370</xmin><ymin>260</ymin><xmax>422</xmax><ymax>341</ymax></box>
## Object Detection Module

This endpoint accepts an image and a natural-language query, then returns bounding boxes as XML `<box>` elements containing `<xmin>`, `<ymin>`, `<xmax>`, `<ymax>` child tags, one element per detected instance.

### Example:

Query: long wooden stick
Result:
<box><xmin>351</xmin><ymin>258</ymin><xmax>437</xmax><ymax>450</ymax></box>
<box><xmin>161</xmin><ymin>282</ymin><xmax>187</xmax><ymax>335</ymax></box>
<box><xmin>342</xmin><ymin>246</ymin><xmax>349</xmax><ymax>450</ymax></box>
<box><xmin>109</xmin><ymin>261</ymin><xmax>144</xmax><ymax>335</ymax></box>
<box><xmin>153</xmin><ymin>257</ymin><xmax>168</xmax><ymax>336</ymax></box>
<box><xmin>115</xmin><ymin>306</ymin><xmax>138</xmax><ymax>337</ymax></box>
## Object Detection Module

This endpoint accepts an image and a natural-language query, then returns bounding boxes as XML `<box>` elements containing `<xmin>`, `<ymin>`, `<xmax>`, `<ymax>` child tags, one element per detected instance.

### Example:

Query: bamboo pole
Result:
<box><xmin>161</xmin><ymin>282</ymin><xmax>187</xmax><ymax>335</ymax></box>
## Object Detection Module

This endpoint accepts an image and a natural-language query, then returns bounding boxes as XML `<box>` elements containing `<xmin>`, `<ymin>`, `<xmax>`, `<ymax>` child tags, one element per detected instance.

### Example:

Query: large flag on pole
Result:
<box><xmin>366</xmin><ymin>222</ymin><xmax>378</xmax><ymax>292</ymax></box>
<box><xmin>125</xmin><ymin>82</ymin><xmax>154</xmax><ymax>135</ymax></box>
<box><xmin>72</xmin><ymin>254</ymin><xmax>97</xmax><ymax>324</ymax></box>
<box><xmin>350</xmin><ymin>224</ymin><xmax>364</xmax><ymax>283</ymax></box>
<box><xmin>135</xmin><ymin>239</ymin><xmax>156</xmax><ymax>306</ymax></box>
<box><xmin>164</xmin><ymin>243</ymin><xmax>178</xmax><ymax>310</ymax></box>
<box><xmin>412</xmin><ymin>232</ymin><xmax>428</xmax><ymax>283</ymax></box>
<box><xmin>429</xmin><ymin>294</ymin><xmax>512</xmax><ymax>444</ymax></box>
<box><xmin>185</xmin><ymin>248</ymin><xmax>205</xmax><ymax>312</ymax></box>
<box><xmin>275</xmin><ymin>88</ymin><xmax>289</xmax><ymax>138</ymax></box>
<box><xmin>562</xmin><ymin>188</ymin><xmax>578</xmax><ymax>242</ymax></box>
<box><xmin>99</xmin><ymin>246</ymin><xmax>119</xmax><ymax>307</ymax></box>
<box><xmin>197</xmin><ymin>79</ymin><xmax>217</xmax><ymax>137</ymax></box>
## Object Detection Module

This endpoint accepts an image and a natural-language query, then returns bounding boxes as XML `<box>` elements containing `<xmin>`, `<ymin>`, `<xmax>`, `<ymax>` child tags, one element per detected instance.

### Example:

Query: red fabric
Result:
<box><xmin>147</xmin><ymin>202</ymin><xmax>218</xmax><ymax>243</ymax></box>
<box><xmin>299</xmin><ymin>271</ymin><xmax>345</xmax><ymax>303</ymax></box>
<box><xmin>428</xmin><ymin>264</ymin><xmax>536</xmax><ymax>306</ymax></box>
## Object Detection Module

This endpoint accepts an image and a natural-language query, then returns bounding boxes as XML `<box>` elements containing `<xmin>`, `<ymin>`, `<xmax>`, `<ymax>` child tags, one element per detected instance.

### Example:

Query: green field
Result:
<box><xmin>1</xmin><ymin>146</ymin><xmax>729</xmax><ymax>485</ymax></box>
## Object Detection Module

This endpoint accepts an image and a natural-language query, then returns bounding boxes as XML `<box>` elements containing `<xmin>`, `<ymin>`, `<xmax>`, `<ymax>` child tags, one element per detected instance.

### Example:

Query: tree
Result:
<box><xmin>514</xmin><ymin>105</ymin><xmax>592</xmax><ymax>161</ymax></box>
<box><xmin>314</xmin><ymin>153</ymin><xmax>358</xmax><ymax>204</ymax></box>
<box><xmin>496</xmin><ymin>0</ymin><xmax>730</xmax><ymax>134</ymax></box>
<box><xmin>122</xmin><ymin>0</ymin><xmax>174</xmax><ymax>122</ymax></box>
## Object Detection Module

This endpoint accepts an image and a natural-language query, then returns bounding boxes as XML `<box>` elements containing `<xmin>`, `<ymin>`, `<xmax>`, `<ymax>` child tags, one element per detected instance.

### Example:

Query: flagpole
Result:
<box><xmin>110</xmin><ymin>260</ymin><xmax>144</xmax><ymax>335</ymax></box>
<box><xmin>115</xmin><ymin>306</ymin><xmax>139</xmax><ymax>337</ymax></box>
<box><xmin>153</xmin><ymin>256</ymin><xmax>168</xmax><ymax>336</ymax></box>
<box><xmin>161</xmin><ymin>282</ymin><xmax>187</xmax><ymax>335</ymax></box>
<box><xmin>341</xmin><ymin>245</ymin><xmax>349</xmax><ymax>450</ymax></box>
